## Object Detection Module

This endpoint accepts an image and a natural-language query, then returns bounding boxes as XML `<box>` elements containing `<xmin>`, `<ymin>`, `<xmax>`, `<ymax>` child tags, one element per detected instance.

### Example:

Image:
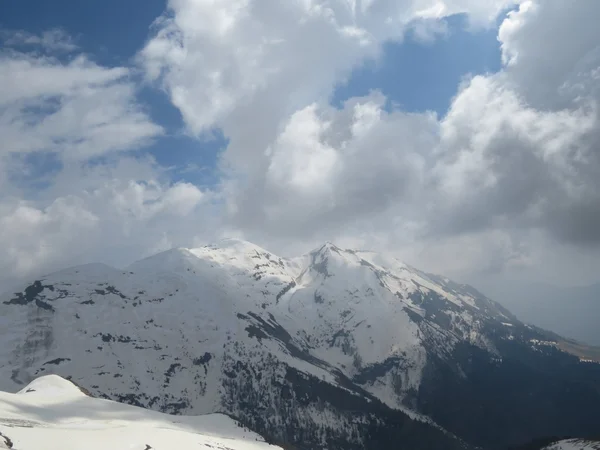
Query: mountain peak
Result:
<box><xmin>128</xmin><ymin>247</ymin><xmax>198</xmax><ymax>273</ymax></box>
<box><xmin>311</xmin><ymin>241</ymin><xmax>347</xmax><ymax>257</ymax></box>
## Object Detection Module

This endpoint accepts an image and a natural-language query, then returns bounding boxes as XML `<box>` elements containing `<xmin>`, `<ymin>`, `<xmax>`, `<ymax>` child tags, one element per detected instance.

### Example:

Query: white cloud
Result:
<box><xmin>138</xmin><ymin>0</ymin><xmax>518</xmax><ymax>227</ymax></box>
<box><xmin>1</xmin><ymin>28</ymin><xmax>78</xmax><ymax>52</ymax></box>
<box><xmin>0</xmin><ymin>158</ymin><xmax>211</xmax><ymax>284</ymax></box>
<box><xmin>106</xmin><ymin>179</ymin><xmax>205</xmax><ymax>221</ymax></box>
<box><xmin>137</xmin><ymin>1</ymin><xmax>523</xmax><ymax>279</ymax></box>
<box><xmin>429</xmin><ymin>0</ymin><xmax>600</xmax><ymax>248</ymax></box>
<box><xmin>0</xmin><ymin>33</ymin><xmax>181</xmax><ymax>284</ymax></box>
<box><xmin>498</xmin><ymin>0</ymin><xmax>600</xmax><ymax>109</ymax></box>
<box><xmin>0</xmin><ymin>52</ymin><xmax>163</xmax><ymax>160</ymax></box>
<box><xmin>435</xmin><ymin>75</ymin><xmax>596</xmax><ymax>203</ymax></box>
<box><xmin>4</xmin><ymin>0</ymin><xmax>600</xmax><ymax>290</ymax></box>
<box><xmin>140</xmin><ymin>0</ymin><xmax>515</xmax><ymax>137</ymax></box>
<box><xmin>0</xmin><ymin>196</ymin><xmax>99</xmax><ymax>277</ymax></box>
<box><xmin>265</xmin><ymin>104</ymin><xmax>340</xmax><ymax>193</ymax></box>
<box><xmin>408</xmin><ymin>18</ymin><xmax>450</xmax><ymax>44</ymax></box>
<box><xmin>228</xmin><ymin>92</ymin><xmax>436</xmax><ymax>237</ymax></box>
<box><xmin>204</xmin><ymin>0</ymin><xmax>600</xmax><ymax>283</ymax></box>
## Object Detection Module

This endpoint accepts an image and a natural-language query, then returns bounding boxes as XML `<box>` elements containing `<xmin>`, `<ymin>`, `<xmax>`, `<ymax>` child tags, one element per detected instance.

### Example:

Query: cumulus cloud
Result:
<box><xmin>0</xmin><ymin>31</ymin><xmax>204</xmax><ymax>284</ymax></box>
<box><xmin>431</xmin><ymin>75</ymin><xmax>598</xmax><ymax>237</ymax></box>
<box><xmin>3</xmin><ymin>0</ymin><xmax>600</xmax><ymax>288</ymax></box>
<box><xmin>0</xmin><ymin>158</ymin><xmax>212</xmax><ymax>284</ymax></box>
<box><xmin>0</xmin><ymin>196</ymin><xmax>98</xmax><ymax>277</ymax></box>
<box><xmin>138</xmin><ymin>0</ymin><xmax>600</xmax><ymax>282</ymax></box>
<box><xmin>432</xmin><ymin>0</ymin><xmax>600</xmax><ymax>248</ymax></box>
<box><xmin>229</xmin><ymin>92</ymin><xmax>437</xmax><ymax>238</ymax></box>
<box><xmin>498</xmin><ymin>0</ymin><xmax>600</xmax><ymax>109</ymax></box>
<box><xmin>139</xmin><ymin>0</ymin><xmax>515</xmax><ymax>148</ymax></box>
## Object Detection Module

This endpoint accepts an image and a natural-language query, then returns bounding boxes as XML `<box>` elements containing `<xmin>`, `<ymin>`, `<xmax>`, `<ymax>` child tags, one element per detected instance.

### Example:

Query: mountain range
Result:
<box><xmin>1</xmin><ymin>239</ymin><xmax>599</xmax><ymax>449</ymax></box>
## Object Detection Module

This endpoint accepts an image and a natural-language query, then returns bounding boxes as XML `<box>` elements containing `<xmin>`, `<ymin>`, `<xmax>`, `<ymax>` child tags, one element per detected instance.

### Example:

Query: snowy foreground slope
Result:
<box><xmin>1</xmin><ymin>239</ymin><xmax>600</xmax><ymax>450</ymax></box>
<box><xmin>542</xmin><ymin>440</ymin><xmax>600</xmax><ymax>450</ymax></box>
<box><xmin>0</xmin><ymin>375</ymin><xmax>280</xmax><ymax>450</ymax></box>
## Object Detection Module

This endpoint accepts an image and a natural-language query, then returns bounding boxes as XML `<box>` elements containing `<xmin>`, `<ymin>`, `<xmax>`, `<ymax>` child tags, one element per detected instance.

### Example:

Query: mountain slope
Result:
<box><xmin>512</xmin><ymin>438</ymin><xmax>600</xmax><ymax>450</ymax></box>
<box><xmin>542</xmin><ymin>440</ymin><xmax>600</xmax><ymax>450</ymax></box>
<box><xmin>1</xmin><ymin>239</ymin><xmax>599</xmax><ymax>449</ymax></box>
<box><xmin>0</xmin><ymin>374</ymin><xmax>280</xmax><ymax>450</ymax></box>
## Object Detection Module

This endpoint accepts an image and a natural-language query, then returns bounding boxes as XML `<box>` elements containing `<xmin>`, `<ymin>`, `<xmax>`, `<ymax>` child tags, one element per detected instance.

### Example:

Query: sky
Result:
<box><xmin>1</xmin><ymin>0</ymin><xmax>600</xmax><ymax>294</ymax></box>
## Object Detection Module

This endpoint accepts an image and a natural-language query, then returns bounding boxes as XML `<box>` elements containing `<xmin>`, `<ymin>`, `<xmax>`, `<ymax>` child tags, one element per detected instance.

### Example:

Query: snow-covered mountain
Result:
<box><xmin>0</xmin><ymin>374</ymin><xmax>281</xmax><ymax>450</ymax></box>
<box><xmin>1</xmin><ymin>239</ymin><xmax>600</xmax><ymax>450</ymax></box>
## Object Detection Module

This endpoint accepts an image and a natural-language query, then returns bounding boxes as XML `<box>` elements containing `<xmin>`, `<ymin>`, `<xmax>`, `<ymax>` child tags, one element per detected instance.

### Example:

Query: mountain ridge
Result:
<box><xmin>1</xmin><ymin>239</ymin><xmax>599</xmax><ymax>449</ymax></box>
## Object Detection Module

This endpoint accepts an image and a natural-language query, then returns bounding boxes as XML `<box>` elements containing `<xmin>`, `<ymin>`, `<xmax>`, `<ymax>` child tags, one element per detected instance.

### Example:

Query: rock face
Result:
<box><xmin>1</xmin><ymin>239</ymin><xmax>599</xmax><ymax>449</ymax></box>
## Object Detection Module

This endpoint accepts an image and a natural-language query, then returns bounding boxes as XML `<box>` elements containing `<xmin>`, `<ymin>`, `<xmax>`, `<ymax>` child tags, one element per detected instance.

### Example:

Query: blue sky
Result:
<box><xmin>0</xmin><ymin>0</ymin><xmax>166</xmax><ymax>64</ymax></box>
<box><xmin>333</xmin><ymin>14</ymin><xmax>502</xmax><ymax>115</ymax></box>
<box><xmin>1</xmin><ymin>0</ymin><xmax>503</xmax><ymax>188</ymax></box>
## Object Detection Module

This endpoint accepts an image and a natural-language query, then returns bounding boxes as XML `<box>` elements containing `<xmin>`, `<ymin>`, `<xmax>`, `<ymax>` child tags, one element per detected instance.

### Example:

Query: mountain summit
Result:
<box><xmin>1</xmin><ymin>240</ymin><xmax>599</xmax><ymax>449</ymax></box>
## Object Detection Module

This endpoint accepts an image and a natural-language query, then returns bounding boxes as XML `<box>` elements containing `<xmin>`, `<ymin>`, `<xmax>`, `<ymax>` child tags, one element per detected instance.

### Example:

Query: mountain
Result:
<box><xmin>475</xmin><ymin>280</ymin><xmax>600</xmax><ymax>346</ymax></box>
<box><xmin>1</xmin><ymin>239</ymin><xmax>600</xmax><ymax>450</ymax></box>
<box><xmin>0</xmin><ymin>374</ymin><xmax>281</xmax><ymax>450</ymax></box>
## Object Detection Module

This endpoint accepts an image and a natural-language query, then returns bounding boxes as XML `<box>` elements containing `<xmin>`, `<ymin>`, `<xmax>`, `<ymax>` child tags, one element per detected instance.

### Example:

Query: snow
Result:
<box><xmin>530</xmin><ymin>339</ymin><xmax>558</xmax><ymax>347</ymax></box>
<box><xmin>543</xmin><ymin>439</ymin><xmax>600</xmax><ymax>450</ymax></box>
<box><xmin>0</xmin><ymin>375</ymin><xmax>281</xmax><ymax>450</ymax></box>
<box><xmin>0</xmin><ymin>238</ymin><xmax>527</xmax><ymax>441</ymax></box>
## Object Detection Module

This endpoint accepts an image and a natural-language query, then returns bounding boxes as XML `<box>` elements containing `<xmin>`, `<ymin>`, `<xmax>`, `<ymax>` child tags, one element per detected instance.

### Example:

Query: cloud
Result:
<box><xmin>1</xmin><ymin>28</ymin><xmax>78</xmax><ymax>52</ymax></box>
<box><xmin>498</xmin><ymin>0</ymin><xmax>600</xmax><ymax>109</ymax></box>
<box><xmin>408</xmin><ymin>18</ymin><xmax>450</xmax><ymax>44</ymax></box>
<box><xmin>0</xmin><ymin>32</ymin><xmax>179</xmax><ymax>283</ymax></box>
<box><xmin>0</xmin><ymin>157</ymin><xmax>211</xmax><ymax>283</ymax></box>
<box><xmin>430</xmin><ymin>0</ymin><xmax>600</xmax><ymax>249</ymax></box>
<box><xmin>0</xmin><ymin>196</ymin><xmax>99</xmax><ymax>277</ymax></box>
<box><xmin>3</xmin><ymin>0</ymin><xmax>600</xmax><ymax>289</ymax></box>
<box><xmin>140</xmin><ymin>0</ymin><xmax>514</xmax><ymax>138</ymax></box>
<box><xmin>194</xmin><ymin>0</ymin><xmax>600</xmax><ymax>278</ymax></box>
<box><xmin>227</xmin><ymin>92</ymin><xmax>437</xmax><ymax>238</ymax></box>
<box><xmin>430</xmin><ymin>75</ymin><xmax>597</xmax><ymax>237</ymax></box>
<box><xmin>0</xmin><ymin>51</ymin><xmax>163</xmax><ymax>161</ymax></box>
<box><xmin>137</xmin><ymin>0</ymin><xmax>528</xmax><ymax>256</ymax></box>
